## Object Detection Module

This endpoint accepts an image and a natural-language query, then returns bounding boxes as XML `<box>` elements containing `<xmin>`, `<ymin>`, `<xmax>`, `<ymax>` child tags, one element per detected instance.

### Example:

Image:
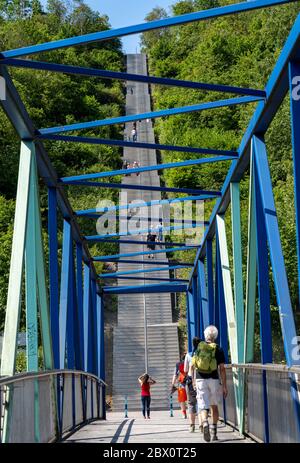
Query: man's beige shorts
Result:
<box><xmin>196</xmin><ymin>378</ymin><xmax>223</xmax><ymax>410</ymax></box>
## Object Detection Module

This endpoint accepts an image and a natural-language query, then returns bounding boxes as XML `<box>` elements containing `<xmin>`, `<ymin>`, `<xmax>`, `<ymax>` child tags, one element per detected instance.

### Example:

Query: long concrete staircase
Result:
<box><xmin>112</xmin><ymin>54</ymin><xmax>180</xmax><ymax>411</ymax></box>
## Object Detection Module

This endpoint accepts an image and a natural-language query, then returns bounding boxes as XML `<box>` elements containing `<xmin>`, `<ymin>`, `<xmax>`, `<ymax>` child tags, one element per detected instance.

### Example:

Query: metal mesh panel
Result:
<box><xmin>246</xmin><ymin>369</ymin><xmax>265</xmax><ymax>441</ymax></box>
<box><xmin>38</xmin><ymin>376</ymin><xmax>56</xmax><ymax>442</ymax></box>
<box><xmin>85</xmin><ymin>378</ymin><xmax>92</xmax><ymax>420</ymax></box>
<box><xmin>221</xmin><ymin>367</ymin><xmax>238</xmax><ymax>427</ymax></box>
<box><xmin>9</xmin><ymin>381</ymin><xmax>35</xmax><ymax>442</ymax></box>
<box><xmin>75</xmin><ymin>375</ymin><xmax>83</xmax><ymax>426</ymax></box>
<box><xmin>267</xmin><ymin>370</ymin><xmax>300</xmax><ymax>443</ymax></box>
<box><xmin>62</xmin><ymin>374</ymin><xmax>73</xmax><ymax>433</ymax></box>
<box><xmin>93</xmin><ymin>380</ymin><xmax>98</xmax><ymax>418</ymax></box>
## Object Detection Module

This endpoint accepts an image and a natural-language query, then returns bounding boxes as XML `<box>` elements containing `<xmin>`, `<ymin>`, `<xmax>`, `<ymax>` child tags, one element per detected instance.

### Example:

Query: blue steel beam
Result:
<box><xmin>75</xmin><ymin>243</ymin><xmax>84</xmax><ymax>371</ymax></box>
<box><xmin>188</xmin><ymin>286</ymin><xmax>197</xmax><ymax>343</ymax></box>
<box><xmin>289</xmin><ymin>61</ymin><xmax>300</xmax><ymax>306</ymax></box>
<box><xmin>103</xmin><ymin>260</ymin><xmax>193</xmax><ymax>266</ymax></box>
<box><xmin>189</xmin><ymin>14</ymin><xmax>300</xmax><ymax>284</ymax></box>
<box><xmin>186</xmin><ymin>291</ymin><xmax>192</xmax><ymax>352</ymax></box>
<box><xmin>1</xmin><ymin>0</ymin><xmax>296</xmax><ymax>58</ymax></box>
<box><xmin>59</xmin><ymin>219</ymin><xmax>72</xmax><ymax>370</ymax></box>
<box><xmin>61</xmin><ymin>156</ymin><xmax>235</xmax><ymax>183</ymax></box>
<box><xmin>48</xmin><ymin>187</ymin><xmax>59</xmax><ymax>369</ymax></box>
<box><xmin>89</xmin><ymin>223</ymin><xmax>208</xmax><ymax>239</ymax></box>
<box><xmin>76</xmin><ymin>195</ymin><xmax>212</xmax><ymax>215</ymax></box>
<box><xmin>85</xmin><ymin>237</ymin><xmax>188</xmax><ymax>247</ymax></box>
<box><xmin>62</xmin><ymin>179</ymin><xmax>222</xmax><ymax>197</ymax></box>
<box><xmin>103</xmin><ymin>283</ymin><xmax>187</xmax><ymax>294</ymax></box>
<box><xmin>99</xmin><ymin>265</ymin><xmax>190</xmax><ymax>278</ymax></box>
<box><xmin>2</xmin><ymin>58</ymin><xmax>266</xmax><ymax>98</ymax></box>
<box><xmin>42</xmin><ymin>134</ymin><xmax>237</xmax><ymax>157</ymax></box>
<box><xmin>206</xmin><ymin>240</ymin><xmax>214</xmax><ymax>325</ymax></box>
<box><xmin>101</xmin><ymin>276</ymin><xmax>189</xmax><ymax>282</ymax></box>
<box><xmin>93</xmin><ymin>246</ymin><xmax>198</xmax><ymax>261</ymax></box>
<box><xmin>253</xmin><ymin>134</ymin><xmax>299</xmax><ymax>367</ymax></box>
<box><xmin>198</xmin><ymin>260</ymin><xmax>208</xmax><ymax>332</ymax></box>
<box><xmin>116</xmin><ymin>216</ymin><xmax>206</xmax><ymax>226</ymax></box>
<box><xmin>42</xmin><ymin>134</ymin><xmax>237</xmax><ymax>156</ymax></box>
<box><xmin>40</xmin><ymin>96</ymin><xmax>261</xmax><ymax>136</ymax></box>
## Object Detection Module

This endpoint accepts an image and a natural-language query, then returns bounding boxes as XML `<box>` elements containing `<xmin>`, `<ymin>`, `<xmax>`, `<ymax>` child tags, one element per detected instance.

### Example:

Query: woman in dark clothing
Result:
<box><xmin>138</xmin><ymin>373</ymin><xmax>156</xmax><ymax>419</ymax></box>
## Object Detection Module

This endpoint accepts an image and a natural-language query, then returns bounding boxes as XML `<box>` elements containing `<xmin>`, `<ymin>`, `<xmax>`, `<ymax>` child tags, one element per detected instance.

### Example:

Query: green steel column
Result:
<box><xmin>32</xmin><ymin>153</ymin><xmax>53</xmax><ymax>370</ymax></box>
<box><xmin>1</xmin><ymin>141</ymin><xmax>53</xmax><ymax>442</ymax></box>
<box><xmin>25</xmin><ymin>149</ymin><xmax>40</xmax><ymax>443</ymax></box>
<box><xmin>0</xmin><ymin>140</ymin><xmax>32</xmax><ymax>377</ymax></box>
<box><xmin>216</xmin><ymin>214</ymin><xmax>238</xmax><ymax>362</ymax></box>
<box><xmin>216</xmin><ymin>214</ymin><xmax>240</xmax><ymax>429</ymax></box>
<box><xmin>244</xmin><ymin>147</ymin><xmax>257</xmax><ymax>363</ymax></box>
<box><xmin>25</xmin><ymin>154</ymin><xmax>38</xmax><ymax>373</ymax></box>
<box><xmin>230</xmin><ymin>183</ymin><xmax>245</xmax><ymax>361</ymax></box>
<box><xmin>230</xmin><ymin>182</ymin><xmax>245</xmax><ymax>435</ymax></box>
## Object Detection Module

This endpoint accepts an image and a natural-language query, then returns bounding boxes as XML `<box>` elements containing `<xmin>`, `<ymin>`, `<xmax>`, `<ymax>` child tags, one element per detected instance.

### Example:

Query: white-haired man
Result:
<box><xmin>190</xmin><ymin>325</ymin><xmax>227</xmax><ymax>442</ymax></box>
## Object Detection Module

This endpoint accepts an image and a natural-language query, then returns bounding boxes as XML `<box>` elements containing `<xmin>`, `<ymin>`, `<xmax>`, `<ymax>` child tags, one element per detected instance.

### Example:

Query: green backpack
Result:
<box><xmin>192</xmin><ymin>341</ymin><xmax>217</xmax><ymax>374</ymax></box>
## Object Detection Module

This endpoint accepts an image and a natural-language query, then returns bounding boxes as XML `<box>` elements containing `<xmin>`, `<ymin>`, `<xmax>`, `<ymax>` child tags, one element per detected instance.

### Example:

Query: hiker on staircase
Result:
<box><xmin>171</xmin><ymin>355</ymin><xmax>188</xmax><ymax>419</ymax></box>
<box><xmin>146</xmin><ymin>229</ymin><xmax>156</xmax><ymax>258</ymax></box>
<box><xmin>190</xmin><ymin>325</ymin><xmax>227</xmax><ymax>442</ymax></box>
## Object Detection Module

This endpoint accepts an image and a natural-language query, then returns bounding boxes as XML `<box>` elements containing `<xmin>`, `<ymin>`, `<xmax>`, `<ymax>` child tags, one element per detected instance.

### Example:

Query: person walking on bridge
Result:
<box><xmin>190</xmin><ymin>325</ymin><xmax>227</xmax><ymax>442</ymax></box>
<box><xmin>184</xmin><ymin>336</ymin><xmax>203</xmax><ymax>433</ymax></box>
<box><xmin>171</xmin><ymin>355</ymin><xmax>188</xmax><ymax>419</ymax></box>
<box><xmin>138</xmin><ymin>373</ymin><xmax>156</xmax><ymax>419</ymax></box>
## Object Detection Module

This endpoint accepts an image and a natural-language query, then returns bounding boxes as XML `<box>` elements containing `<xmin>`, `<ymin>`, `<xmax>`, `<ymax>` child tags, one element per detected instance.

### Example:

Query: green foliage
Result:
<box><xmin>0</xmin><ymin>1</ymin><xmax>124</xmax><ymax>333</ymax></box>
<box><xmin>142</xmin><ymin>0</ymin><xmax>300</xmax><ymax>361</ymax></box>
<box><xmin>15</xmin><ymin>346</ymin><xmax>44</xmax><ymax>373</ymax></box>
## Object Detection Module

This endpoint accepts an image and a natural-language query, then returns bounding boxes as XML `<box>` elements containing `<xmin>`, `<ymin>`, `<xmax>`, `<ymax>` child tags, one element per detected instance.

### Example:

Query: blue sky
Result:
<box><xmin>84</xmin><ymin>1</ymin><xmax>177</xmax><ymax>53</ymax></box>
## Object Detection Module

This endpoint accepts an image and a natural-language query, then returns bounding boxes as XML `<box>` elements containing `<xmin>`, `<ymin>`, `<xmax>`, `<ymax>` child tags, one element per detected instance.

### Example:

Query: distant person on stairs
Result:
<box><xmin>171</xmin><ymin>355</ymin><xmax>188</xmax><ymax>419</ymax></box>
<box><xmin>156</xmin><ymin>219</ymin><xmax>163</xmax><ymax>248</ymax></box>
<box><xmin>133</xmin><ymin>160</ymin><xmax>140</xmax><ymax>175</ymax></box>
<box><xmin>146</xmin><ymin>230</ymin><xmax>156</xmax><ymax>258</ymax></box>
<box><xmin>138</xmin><ymin>373</ymin><xmax>156</xmax><ymax>419</ymax></box>
<box><xmin>131</xmin><ymin>127</ymin><xmax>137</xmax><ymax>142</ymax></box>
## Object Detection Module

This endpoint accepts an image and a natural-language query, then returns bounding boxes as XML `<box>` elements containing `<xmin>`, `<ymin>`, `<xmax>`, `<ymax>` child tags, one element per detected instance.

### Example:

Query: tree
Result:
<box><xmin>140</xmin><ymin>7</ymin><xmax>170</xmax><ymax>51</ymax></box>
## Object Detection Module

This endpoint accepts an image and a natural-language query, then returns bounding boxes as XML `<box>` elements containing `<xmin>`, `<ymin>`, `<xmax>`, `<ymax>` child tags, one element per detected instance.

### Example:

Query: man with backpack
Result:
<box><xmin>190</xmin><ymin>325</ymin><xmax>227</xmax><ymax>442</ymax></box>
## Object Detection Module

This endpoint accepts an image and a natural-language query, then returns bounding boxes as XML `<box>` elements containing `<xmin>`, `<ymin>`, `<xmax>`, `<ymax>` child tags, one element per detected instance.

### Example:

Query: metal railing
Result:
<box><xmin>222</xmin><ymin>364</ymin><xmax>300</xmax><ymax>443</ymax></box>
<box><xmin>0</xmin><ymin>369</ymin><xmax>106</xmax><ymax>443</ymax></box>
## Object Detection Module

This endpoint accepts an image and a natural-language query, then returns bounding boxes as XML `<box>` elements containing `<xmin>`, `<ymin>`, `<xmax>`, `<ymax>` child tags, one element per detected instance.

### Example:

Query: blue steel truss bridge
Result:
<box><xmin>0</xmin><ymin>0</ymin><xmax>300</xmax><ymax>444</ymax></box>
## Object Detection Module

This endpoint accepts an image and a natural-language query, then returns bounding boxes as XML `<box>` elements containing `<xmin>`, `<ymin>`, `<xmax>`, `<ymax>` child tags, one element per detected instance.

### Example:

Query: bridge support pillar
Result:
<box><xmin>253</xmin><ymin>134</ymin><xmax>300</xmax><ymax>439</ymax></box>
<box><xmin>289</xmin><ymin>61</ymin><xmax>300</xmax><ymax>307</ymax></box>
<box><xmin>206</xmin><ymin>239</ymin><xmax>214</xmax><ymax>325</ymax></box>
<box><xmin>230</xmin><ymin>182</ymin><xmax>245</xmax><ymax>435</ymax></box>
<box><xmin>197</xmin><ymin>260</ymin><xmax>207</xmax><ymax>334</ymax></box>
<box><xmin>0</xmin><ymin>141</ymin><xmax>53</xmax><ymax>442</ymax></box>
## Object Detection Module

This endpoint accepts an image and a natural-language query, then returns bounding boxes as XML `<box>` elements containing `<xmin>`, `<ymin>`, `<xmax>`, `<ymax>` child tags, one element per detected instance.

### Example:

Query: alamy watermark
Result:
<box><xmin>0</xmin><ymin>76</ymin><xmax>6</xmax><ymax>100</ymax></box>
<box><xmin>95</xmin><ymin>193</ymin><xmax>205</xmax><ymax>245</ymax></box>
<box><xmin>292</xmin><ymin>76</ymin><xmax>300</xmax><ymax>101</ymax></box>
<box><xmin>291</xmin><ymin>336</ymin><xmax>300</xmax><ymax>361</ymax></box>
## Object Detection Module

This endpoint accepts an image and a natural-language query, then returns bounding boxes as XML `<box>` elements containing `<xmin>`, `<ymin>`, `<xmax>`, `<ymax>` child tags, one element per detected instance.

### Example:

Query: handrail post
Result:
<box><xmin>125</xmin><ymin>395</ymin><xmax>128</xmax><ymax>418</ymax></box>
<box><xmin>170</xmin><ymin>394</ymin><xmax>173</xmax><ymax>417</ymax></box>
